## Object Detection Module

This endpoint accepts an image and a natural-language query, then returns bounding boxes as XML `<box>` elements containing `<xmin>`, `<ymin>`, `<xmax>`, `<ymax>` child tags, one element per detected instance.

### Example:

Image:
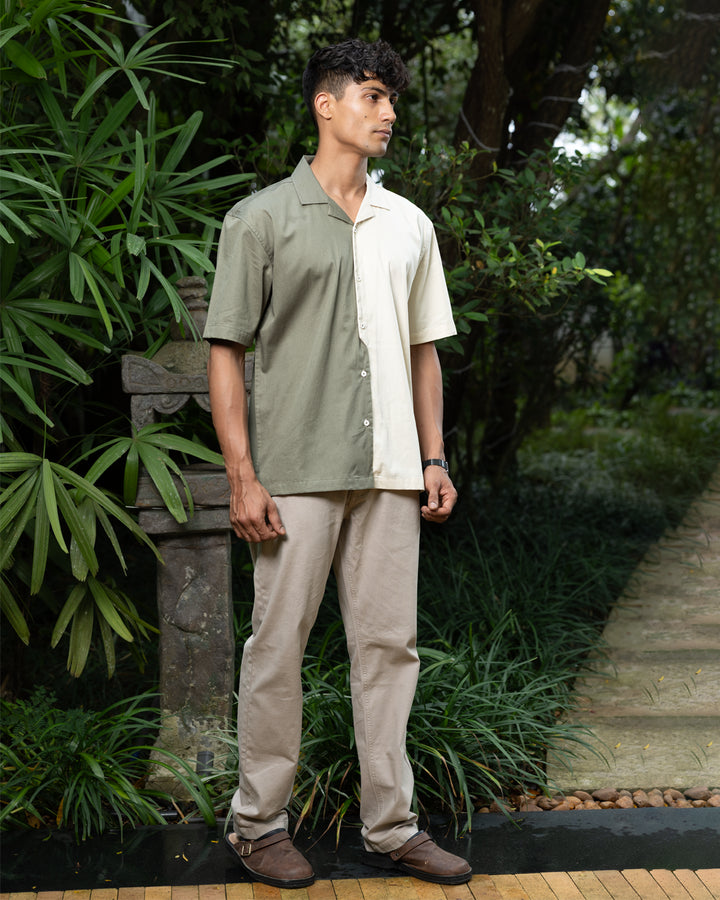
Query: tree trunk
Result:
<box><xmin>453</xmin><ymin>0</ymin><xmax>611</xmax><ymax>483</ymax></box>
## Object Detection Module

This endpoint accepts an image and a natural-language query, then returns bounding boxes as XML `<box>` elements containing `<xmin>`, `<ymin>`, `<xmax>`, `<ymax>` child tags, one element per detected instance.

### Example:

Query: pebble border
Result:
<box><xmin>478</xmin><ymin>786</ymin><xmax>720</xmax><ymax>813</ymax></box>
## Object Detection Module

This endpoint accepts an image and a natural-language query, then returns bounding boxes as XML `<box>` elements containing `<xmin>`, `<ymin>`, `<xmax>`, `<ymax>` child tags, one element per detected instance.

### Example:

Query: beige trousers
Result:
<box><xmin>231</xmin><ymin>489</ymin><xmax>421</xmax><ymax>852</ymax></box>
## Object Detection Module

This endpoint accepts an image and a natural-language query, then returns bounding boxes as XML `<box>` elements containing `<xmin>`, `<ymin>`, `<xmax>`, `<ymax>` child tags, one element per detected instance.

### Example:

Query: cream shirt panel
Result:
<box><xmin>354</xmin><ymin>179</ymin><xmax>456</xmax><ymax>489</ymax></box>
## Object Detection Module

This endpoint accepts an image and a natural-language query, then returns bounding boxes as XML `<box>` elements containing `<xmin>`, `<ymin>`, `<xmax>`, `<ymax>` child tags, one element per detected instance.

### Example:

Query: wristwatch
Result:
<box><xmin>422</xmin><ymin>458</ymin><xmax>449</xmax><ymax>474</ymax></box>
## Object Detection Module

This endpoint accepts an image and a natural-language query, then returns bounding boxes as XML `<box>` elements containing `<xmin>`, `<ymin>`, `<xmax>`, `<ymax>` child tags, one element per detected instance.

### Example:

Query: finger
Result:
<box><xmin>265</xmin><ymin>499</ymin><xmax>286</xmax><ymax>536</ymax></box>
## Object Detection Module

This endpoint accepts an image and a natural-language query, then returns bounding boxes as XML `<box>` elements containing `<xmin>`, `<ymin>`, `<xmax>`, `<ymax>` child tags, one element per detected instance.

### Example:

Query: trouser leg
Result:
<box><xmin>231</xmin><ymin>492</ymin><xmax>346</xmax><ymax>838</ymax></box>
<box><xmin>334</xmin><ymin>490</ymin><xmax>421</xmax><ymax>852</ymax></box>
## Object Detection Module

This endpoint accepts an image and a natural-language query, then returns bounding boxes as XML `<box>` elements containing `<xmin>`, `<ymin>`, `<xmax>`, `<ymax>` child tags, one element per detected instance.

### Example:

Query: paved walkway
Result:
<box><xmin>4</xmin><ymin>871</ymin><xmax>720</xmax><ymax>899</ymax></box>
<box><xmin>547</xmin><ymin>465</ymin><xmax>720</xmax><ymax>792</ymax></box>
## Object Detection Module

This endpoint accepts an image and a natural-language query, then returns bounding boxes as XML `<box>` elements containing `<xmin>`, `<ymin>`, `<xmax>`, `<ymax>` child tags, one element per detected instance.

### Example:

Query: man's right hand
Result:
<box><xmin>229</xmin><ymin>476</ymin><xmax>286</xmax><ymax>543</ymax></box>
<box><xmin>207</xmin><ymin>341</ymin><xmax>286</xmax><ymax>543</ymax></box>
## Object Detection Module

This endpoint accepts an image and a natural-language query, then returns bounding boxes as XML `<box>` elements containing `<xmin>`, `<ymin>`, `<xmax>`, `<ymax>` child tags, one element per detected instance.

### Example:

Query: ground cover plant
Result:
<box><xmin>0</xmin><ymin>689</ymin><xmax>215</xmax><ymax>838</ymax></box>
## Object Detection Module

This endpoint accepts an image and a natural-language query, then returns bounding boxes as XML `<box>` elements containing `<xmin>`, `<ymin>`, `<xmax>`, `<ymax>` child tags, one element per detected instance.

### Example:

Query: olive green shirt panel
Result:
<box><xmin>204</xmin><ymin>173</ymin><xmax>375</xmax><ymax>495</ymax></box>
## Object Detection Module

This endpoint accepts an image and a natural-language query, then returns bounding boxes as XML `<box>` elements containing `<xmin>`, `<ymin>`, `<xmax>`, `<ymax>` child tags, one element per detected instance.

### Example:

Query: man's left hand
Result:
<box><xmin>421</xmin><ymin>467</ymin><xmax>457</xmax><ymax>523</ymax></box>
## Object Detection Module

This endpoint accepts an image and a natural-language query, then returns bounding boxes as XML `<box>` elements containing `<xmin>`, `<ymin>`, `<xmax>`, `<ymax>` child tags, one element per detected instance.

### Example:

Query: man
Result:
<box><xmin>204</xmin><ymin>38</ymin><xmax>472</xmax><ymax>890</ymax></box>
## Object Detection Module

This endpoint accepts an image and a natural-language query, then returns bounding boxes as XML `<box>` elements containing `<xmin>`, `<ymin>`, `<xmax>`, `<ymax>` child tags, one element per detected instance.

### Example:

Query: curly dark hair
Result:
<box><xmin>302</xmin><ymin>38</ymin><xmax>410</xmax><ymax>120</ymax></box>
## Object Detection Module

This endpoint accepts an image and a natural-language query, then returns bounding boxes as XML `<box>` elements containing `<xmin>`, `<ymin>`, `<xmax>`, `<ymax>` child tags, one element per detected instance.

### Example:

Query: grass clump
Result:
<box><xmin>0</xmin><ymin>689</ymin><xmax>215</xmax><ymax>838</ymax></box>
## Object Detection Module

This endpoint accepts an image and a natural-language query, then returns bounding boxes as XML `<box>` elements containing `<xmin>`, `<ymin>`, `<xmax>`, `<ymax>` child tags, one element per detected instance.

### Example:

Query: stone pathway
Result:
<box><xmin>547</xmin><ymin>464</ymin><xmax>720</xmax><ymax>793</ymax></box>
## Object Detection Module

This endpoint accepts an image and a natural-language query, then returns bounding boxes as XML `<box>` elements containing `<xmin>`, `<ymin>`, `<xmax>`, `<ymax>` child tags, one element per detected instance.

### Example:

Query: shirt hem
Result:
<box><xmin>203</xmin><ymin>328</ymin><xmax>256</xmax><ymax>346</ymax></box>
<box><xmin>410</xmin><ymin>324</ymin><xmax>457</xmax><ymax>345</ymax></box>
<box><xmin>265</xmin><ymin>475</ymin><xmax>424</xmax><ymax>496</ymax></box>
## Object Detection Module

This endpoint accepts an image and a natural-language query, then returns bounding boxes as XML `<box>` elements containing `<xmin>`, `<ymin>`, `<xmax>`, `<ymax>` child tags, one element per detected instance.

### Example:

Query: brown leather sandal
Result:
<box><xmin>364</xmin><ymin>831</ymin><xmax>472</xmax><ymax>885</ymax></box>
<box><xmin>225</xmin><ymin>829</ymin><xmax>315</xmax><ymax>888</ymax></box>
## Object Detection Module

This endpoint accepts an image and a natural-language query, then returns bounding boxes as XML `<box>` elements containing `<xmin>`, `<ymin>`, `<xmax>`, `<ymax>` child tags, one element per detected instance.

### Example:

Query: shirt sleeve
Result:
<box><xmin>203</xmin><ymin>211</ymin><xmax>273</xmax><ymax>346</ymax></box>
<box><xmin>407</xmin><ymin>216</ymin><xmax>457</xmax><ymax>345</ymax></box>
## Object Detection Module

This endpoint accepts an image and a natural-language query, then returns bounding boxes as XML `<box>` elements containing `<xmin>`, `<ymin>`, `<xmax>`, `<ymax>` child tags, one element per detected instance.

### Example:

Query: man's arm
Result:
<box><xmin>410</xmin><ymin>341</ymin><xmax>457</xmax><ymax>523</ymax></box>
<box><xmin>207</xmin><ymin>340</ymin><xmax>285</xmax><ymax>542</ymax></box>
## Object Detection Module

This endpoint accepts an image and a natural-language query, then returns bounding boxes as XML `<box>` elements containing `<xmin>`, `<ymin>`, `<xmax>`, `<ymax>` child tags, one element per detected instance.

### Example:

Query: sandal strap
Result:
<box><xmin>235</xmin><ymin>829</ymin><xmax>291</xmax><ymax>858</ymax></box>
<box><xmin>389</xmin><ymin>832</ymin><xmax>432</xmax><ymax>861</ymax></box>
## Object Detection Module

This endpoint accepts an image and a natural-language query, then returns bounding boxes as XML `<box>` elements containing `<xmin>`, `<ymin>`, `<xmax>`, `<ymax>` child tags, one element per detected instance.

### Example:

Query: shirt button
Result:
<box><xmin>360</xmin><ymin>322</ymin><xmax>366</xmax><ymax>329</ymax></box>
<box><xmin>361</xmin><ymin>370</ymin><xmax>367</xmax><ymax>377</ymax></box>
<box><xmin>363</xmin><ymin>419</ymin><xmax>370</xmax><ymax>427</ymax></box>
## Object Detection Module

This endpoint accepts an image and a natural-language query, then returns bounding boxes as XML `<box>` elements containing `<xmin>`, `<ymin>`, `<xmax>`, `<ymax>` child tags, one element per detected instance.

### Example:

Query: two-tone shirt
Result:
<box><xmin>203</xmin><ymin>156</ymin><xmax>456</xmax><ymax>496</ymax></box>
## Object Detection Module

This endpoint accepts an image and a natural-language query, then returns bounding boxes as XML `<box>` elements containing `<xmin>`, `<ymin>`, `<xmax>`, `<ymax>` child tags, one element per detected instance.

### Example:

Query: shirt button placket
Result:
<box><xmin>353</xmin><ymin>224</ymin><xmax>365</xmax><ymax>333</ymax></box>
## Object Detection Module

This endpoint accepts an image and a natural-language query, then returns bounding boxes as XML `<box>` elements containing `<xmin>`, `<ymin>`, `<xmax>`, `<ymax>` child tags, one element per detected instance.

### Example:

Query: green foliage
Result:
<box><xmin>384</xmin><ymin>142</ymin><xmax>609</xmax><ymax>331</ymax></box>
<box><xmin>381</xmin><ymin>141</ymin><xmax>612</xmax><ymax>482</ymax></box>
<box><xmin>0</xmin><ymin>0</ymin><xmax>245</xmax><ymax>678</ymax></box>
<box><xmin>0</xmin><ymin>689</ymin><xmax>216</xmax><ymax>838</ymax></box>
<box><xmin>523</xmin><ymin>399</ymin><xmax>720</xmax><ymax>525</ymax></box>
<box><xmin>568</xmin><ymin>2</ymin><xmax>720</xmax><ymax>400</ymax></box>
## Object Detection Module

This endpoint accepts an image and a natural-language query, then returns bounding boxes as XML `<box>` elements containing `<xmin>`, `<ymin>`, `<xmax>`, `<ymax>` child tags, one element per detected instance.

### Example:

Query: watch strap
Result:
<box><xmin>422</xmin><ymin>458</ymin><xmax>449</xmax><ymax>473</ymax></box>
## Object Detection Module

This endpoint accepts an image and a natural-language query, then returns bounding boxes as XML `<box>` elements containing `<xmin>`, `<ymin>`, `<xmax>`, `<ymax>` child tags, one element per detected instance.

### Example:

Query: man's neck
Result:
<box><xmin>310</xmin><ymin>148</ymin><xmax>368</xmax><ymax>221</ymax></box>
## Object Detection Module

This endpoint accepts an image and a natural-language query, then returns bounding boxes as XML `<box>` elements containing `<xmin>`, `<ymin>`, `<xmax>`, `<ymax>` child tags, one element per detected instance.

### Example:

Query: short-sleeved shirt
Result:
<box><xmin>204</xmin><ymin>156</ymin><xmax>456</xmax><ymax>496</ymax></box>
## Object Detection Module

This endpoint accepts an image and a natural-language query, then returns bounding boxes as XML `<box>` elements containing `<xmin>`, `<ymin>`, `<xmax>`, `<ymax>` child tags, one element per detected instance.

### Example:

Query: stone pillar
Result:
<box><xmin>120</xmin><ymin>276</ymin><xmax>253</xmax><ymax>798</ymax></box>
<box><xmin>150</xmin><ymin>531</ymin><xmax>234</xmax><ymax>793</ymax></box>
<box><xmin>134</xmin><ymin>470</ymin><xmax>236</xmax><ymax>797</ymax></box>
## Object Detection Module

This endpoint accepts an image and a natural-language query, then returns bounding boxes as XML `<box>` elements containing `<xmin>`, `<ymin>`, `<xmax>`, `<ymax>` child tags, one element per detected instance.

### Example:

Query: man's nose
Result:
<box><xmin>381</xmin><ymin>100</ymin><xmax>396</xmax><ymax>123</ymax></box>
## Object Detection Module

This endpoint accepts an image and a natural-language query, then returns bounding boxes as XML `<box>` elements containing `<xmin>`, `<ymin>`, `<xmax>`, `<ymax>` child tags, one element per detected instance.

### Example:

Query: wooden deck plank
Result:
<box><xmin>117</xmin><ymin>889</ymin><xmax>145</xmax><ymax>900</ymax></box>
<box><xmin>697</xmin><ymin>871</ymin><xmax>720</xmax><ymax>900</ymax></box>
<box><xmin>486</xmin><ymin>875</ymin><xmax>530</xmax><ymax>899</ymax></box>
<box><xmin>543</xmin><ymin>872</ymin><xmax>586</xmax><ymax>899</ymax></box>
<box><xmin>672</xmin><ymin>871</ymin><xmax>716</xmax><ymax>900</ymax></box>
<box><xmin>62</xmin><ymin>893</ymin><xmax>91</xmax><ymax>900</ymax></box>
<box><xmin>36</xmin><ymin>893</ymin><xmax>65</xmax><ymax>900</ymax></box>
<box><xmin>224</xmin><ymin>886</ymin><xmax>255</xmax><ymax>900</ymax></box>
<box><xmin>514</xmin><ymin>873</ymin><xmax>557</xmax><ymax>899</ymax></box>
<box><xmin>144</xmin><ymin>889</ymin><xmax>172</xmax><ymax>900</ymax></box>
<box><xmin>649</xmin><ymin>870</ymin><xmax>694</xmax><ymax>900</ymax></box>
<box><xmin>593</xmin><ymin>871</ymin><xmax>642</xmax><ymax>898</ymax></box>
<box><xmin>437</xmin><ymin>884</ymin><xmax>475</xmax><ymax>899</ymax></box>
<box><xmin>249</xmin><ymin>885</ymin><xmax>282</xmax><ymax>899</ymax></box>
<box><xmin>225</xmin><ymin>885</ymin><xmax>255</xmax><ymax>900</ymax></box>
<box><xmin>89</xmin><ymin>892</ymin><xmax>117</xmax><ymax>900</ymax></box>
<box><xmin>278</xmin><ymin>887</ymin><xmax>310</xmax><ymax>899</ymax></box>
<box><xmin>566</xmin><ymin>871</ymin><xmax>614</xmax><ymax>900</ymax></box>
<box><xmin>467</xmin><ymin>874</ymin><xmax>504</xmax><ymax>899</ymax></box>
<box><xmin>407</xmin><ymin>878</ymin><xmax>448</xmax><ymax>899</ymax></box>
<box><xmin>306</xmin><ymin>882</ymin><xmax>338</xmax><ymax>900</ymax></box>
<box><xmin>357</xmin><ymin>877</ymin><xmax>422</xmax><ymax>899</ymax></box>
<box><xmin>170</xmin><ymin>889</ymin><xmax>198</xmax><ymax>900</ymax></box>
<box><xmin>356</xmin><ymin>880</ymin><xmax>389</xmax><ymax>899</ymax></box>
<box><xmin>197</xmin><ymin>888</ymin><xmax>225</xmax><ymax>900</ymax></box>
<box><xmin>331</xmin><ymin>880</ymin><xmax>364</xmax><ymax>900</ymax></box>
<box><xmin>621</xmin><ymin>870</ymin><xmax>671</xmax><ymax>899</ymax></box>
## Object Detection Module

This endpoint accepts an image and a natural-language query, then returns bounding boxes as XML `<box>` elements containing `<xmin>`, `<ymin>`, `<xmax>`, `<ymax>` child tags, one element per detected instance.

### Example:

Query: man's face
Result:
<box><xmin>323</xmin><ymin>77</ymin><xmax>398</xmax><ymax>158</ymax></box>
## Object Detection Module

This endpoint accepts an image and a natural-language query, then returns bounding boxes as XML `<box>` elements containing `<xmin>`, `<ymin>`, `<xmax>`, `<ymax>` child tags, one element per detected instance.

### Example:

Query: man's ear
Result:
<box><xmin>314</xmin><ymin>91</ymin><xmax>333</xmax><ymax>121</ymax></box>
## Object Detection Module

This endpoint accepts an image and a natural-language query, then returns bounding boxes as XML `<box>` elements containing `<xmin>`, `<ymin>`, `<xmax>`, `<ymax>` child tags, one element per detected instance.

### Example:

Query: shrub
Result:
<box><xmin>0</xmin><ymin>0</ymin><xmax>250</xmax><ymax>678</ymax></box>
<box><xmin>0</xmin><ymin>689</ymin><xmax>215</xmax><ymax>838</ymax></box>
